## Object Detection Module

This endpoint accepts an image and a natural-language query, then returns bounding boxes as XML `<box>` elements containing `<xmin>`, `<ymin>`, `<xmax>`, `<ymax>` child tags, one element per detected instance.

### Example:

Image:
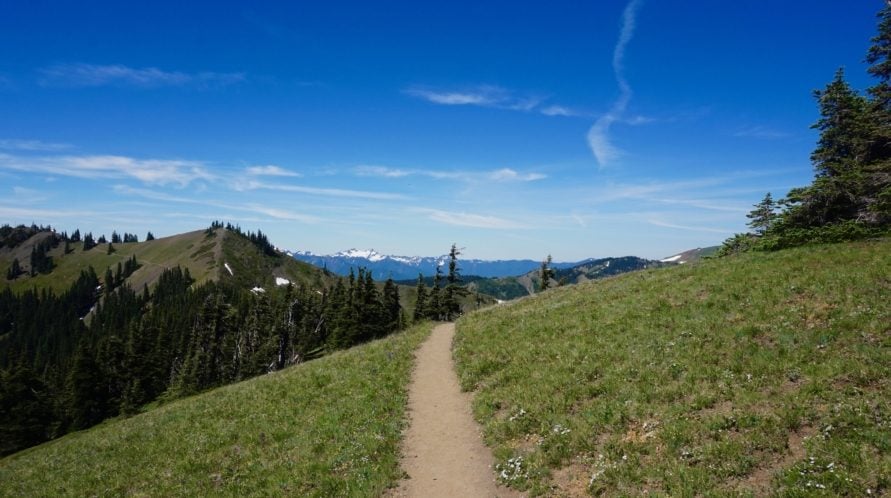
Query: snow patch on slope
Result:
<box><xmin>660</xmin><ymin>254</ymin><xmax>682</xmax><ymax>263</ymax></box>
<box><xmin>275</xmin><ymin>277</ymin><xmax>291</xmax><ymax>286</ymax></box>
<box><xmin>224</xmin><ymin>263</ymin><xmax>234</xmax><ymax>276</ymax></box>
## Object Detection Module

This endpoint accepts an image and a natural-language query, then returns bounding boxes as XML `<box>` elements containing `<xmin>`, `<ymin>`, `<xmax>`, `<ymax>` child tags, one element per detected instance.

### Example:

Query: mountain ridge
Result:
<box><xmin>292</xmin><ymin>248</ymin><xmax>596</xmax><ymax>280</ymax></box>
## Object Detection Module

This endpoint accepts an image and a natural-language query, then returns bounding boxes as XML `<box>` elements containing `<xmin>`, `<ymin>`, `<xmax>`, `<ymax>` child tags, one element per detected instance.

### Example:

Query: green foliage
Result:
<box><xmin>5</xmin><ymin>258</ymin><xmax>21</xmax><ymax>280</ymax></box>
<box><xmin>721</xmin><ymin>9</ymin><xmax>891</xmax><ymax>255</ymax></box>
<box><xmin>0</xmin><ymin>323</ymin><xmax>432</xmax><ymax>497</ymax></box>
<box><xmin>539</xmin><ymin>255</ymin><xmax>554</xmax><ymax>292</ymax></box>
<box><xmin>454</xmin><ymin>240</ymin><xmax>891</xmax><ymax>495</ymax></box>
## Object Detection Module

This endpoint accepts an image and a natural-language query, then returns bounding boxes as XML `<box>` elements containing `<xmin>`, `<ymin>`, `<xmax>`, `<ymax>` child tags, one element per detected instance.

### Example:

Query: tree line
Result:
<box><xmin>0</xmin><ymin>226</ymin><xmax>407</xmax><ymax>456</ymax></box>
<box><xmin>721</xmin><ymin>6</ymin><xmax>891</xmax><ymax>254</ymax></box>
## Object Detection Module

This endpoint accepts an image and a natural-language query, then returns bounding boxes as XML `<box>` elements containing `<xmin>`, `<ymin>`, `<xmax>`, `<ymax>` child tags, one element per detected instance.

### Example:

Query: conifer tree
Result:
<box><xmin>539</xmin><ymin>254</ymin><xmax>554</xmax><ymax>291</ymax></box>
<box><xmin>747</xmin><ymin>193</ymin><xmax>778</xmax><ymax>235</ymax></box>
<box><xmin>382</xmin><ymin>277</ymin><xmax>402</xmax><ymax>331</ymax></box>
<box><xmin>443</xmin><ymin>244</ymin><xmax>468</xmax><ymax>320</ymax></box>
<box><xmin>146</xmin><ymin>231</ymin><xmax>155</xmax><ymax>241</ymax></box>
<box><xmin>6</xmin><ymin>258</ymin><xmax>20</xmax><ymax>280</ymax></box>
<box><xmin>413</xmin><ymin>273</ymin><xmax>428</xmax><ymax>323</ymax></box>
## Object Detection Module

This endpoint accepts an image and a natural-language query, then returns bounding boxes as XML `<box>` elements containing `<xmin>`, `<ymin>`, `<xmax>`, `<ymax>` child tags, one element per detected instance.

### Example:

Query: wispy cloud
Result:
<box><xmin>0</xmin><ymin>205</ymin><xmax>96</xmax><ymax>220</ymax></box>
<box><xmin>242</xmin><ymin>204</ymin><xmax>321</xmax><ymax>223</ymax></box>
<box><xmin>405</xmin><ymin>85</ymin><xmax>582</xmax><ymax>118</ymax></box>
<box><xmin>733</xmin><ymin>125</ymin><xmax>791</xmax><ymax>140</ymax></box>
<box><xmin>587</xmin><ymin>0</ymin><xmax>644</xmax><ymax>166</ymax></box>
<box><xmin>39</xmin><ymin>63</ymin><xmax>245</xmax><ymax>88</ymax></box>
<box><xmin>488</xmin><ymin>168</ymin><xmax>546</xmax><ymax>182</ymax></box>
<box><xmin>115</xmin><ymin>185</ymin><xmax>322</xmax><ymax>224</ymax></box>
<box><xmin>238</xmin><ymin>180</ymin><xmax>408</xmax><ymax>200</ymax></box>
<box><xmin>424</xmin><ymin>209</ymin><xmax>530</xmax><ymax>229</ymax></box>
<box><xmin>0</xmin><ymin>138</ymin><xmax>72</xmax><ymax>151</ymax></box>
<box><xmin>246</xmin><ymin>164</ymin><xmax>301</xmax><ymax>177</ymax></box>
<box><xmin>355</xmin><ymin>165</ymin><xmax>412</xmax><ymax>178</ymax></box>
<box><xmin>646</xmin><ymin>219</ymin><xmax>734</xmax><ymax>234</ymax></box>
<box><xmin>540</xmin><ymin>105</ymin><xmax>582</xmax><ymax>117</ymax></box>
<box><xmin>355</xmin><ymin>165</ymin><xmax>546</xmax><ymax>183</ymax></box>
<box><xmin>405</xmin><ymin>85</ymin><xmax>505</xmax><ymax>106</ymax></box>
<box><xmin>0</xmin><ymin>153</ymin><xmax>213</xmax><ymax>187</ymax></box>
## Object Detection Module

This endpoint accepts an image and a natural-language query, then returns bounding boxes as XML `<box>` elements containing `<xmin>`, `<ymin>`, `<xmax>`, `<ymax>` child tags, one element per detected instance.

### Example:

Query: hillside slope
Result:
<box><xmin>0</xmin><ymin>323</ymin><xmax>431</xmax><ymax>497</ymax></box>
<box><xmin>454</xmin><ymin>240</ymin><xmax>890</xmax><ymax>495</ymax></box>
<box><xmin>1</xmin><ymin>228</ymin><xmax>335</xmax><ymax>295</ymax></box>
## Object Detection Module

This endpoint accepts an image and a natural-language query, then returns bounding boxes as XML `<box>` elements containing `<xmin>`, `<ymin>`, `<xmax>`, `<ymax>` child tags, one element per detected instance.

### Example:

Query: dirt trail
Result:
<box><xmin>390</xmin><ymin>323</ymin><xmax>520</xmax><ymax>498</ymax></box>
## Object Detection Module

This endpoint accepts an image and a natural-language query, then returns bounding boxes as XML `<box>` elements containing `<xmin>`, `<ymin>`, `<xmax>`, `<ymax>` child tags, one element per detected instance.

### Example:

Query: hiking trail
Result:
<box><xmin>389</xmin><ymin>322</ymin><xmax>521</xmax><ymax>498</ymax></box>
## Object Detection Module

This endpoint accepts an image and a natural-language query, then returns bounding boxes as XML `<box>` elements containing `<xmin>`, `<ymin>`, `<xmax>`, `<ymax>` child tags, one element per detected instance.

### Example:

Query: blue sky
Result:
<box><xmin>0</xmin><ymin>1</ymin><xmax>882</xmax><ymax>260</ymax></box>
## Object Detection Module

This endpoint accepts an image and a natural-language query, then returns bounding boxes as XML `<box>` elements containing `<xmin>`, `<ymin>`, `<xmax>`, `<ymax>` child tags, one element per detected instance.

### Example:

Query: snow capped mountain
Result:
<box><xmin>291</xmin><ymin>249</ymin><xmax>580</xmax><ymax>280</ymax></box>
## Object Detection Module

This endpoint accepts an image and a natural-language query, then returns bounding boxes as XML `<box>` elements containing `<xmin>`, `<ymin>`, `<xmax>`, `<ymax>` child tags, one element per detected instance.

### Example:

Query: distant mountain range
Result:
<box><xmin>290</xmin><ymin>248</ymin><xmax>591</xmax><ymax>280</ymax></box>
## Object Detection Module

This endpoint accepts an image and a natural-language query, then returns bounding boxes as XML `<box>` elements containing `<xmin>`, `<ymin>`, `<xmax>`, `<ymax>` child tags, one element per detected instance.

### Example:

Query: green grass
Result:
<box><xmin>454</xmin><ymin>239</ymin><xmax>891</xmax><ymax>496</ymax></box>
<box><xmin>2</xmin><ymin>230</ymin><xmax>221</xmax><ymax>294</ymax></box>
<box><xmin>0</xmin><ymin>323</ymin><xmax>431</xmax><ymax>497</ymax></box>
<box><xmin>2</xmin><ymin>228</ymin><xmax>337</xmax><ymax>295</ymax></box>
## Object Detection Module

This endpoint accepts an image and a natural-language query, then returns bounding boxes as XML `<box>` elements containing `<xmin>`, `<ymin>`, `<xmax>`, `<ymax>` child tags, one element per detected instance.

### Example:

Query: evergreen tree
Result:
<box><xmin>747</xmin><ymin>193</ymin><xmax>778</xmax><ymax>235</ymax></box>
<box><xmin>865</xmin><ymin>4</ymin><xmax>891</xmax><ymax>222</ymax></box>
<box><xmin>539</xmin><ymin>254</ymin><xmax>554</xmax><ymax>291</ymax></box>
<box><xmin>146</xmin><ymin>231</ymin><xmax>155</xmax><ymax>241</ymax></box>
<box><xmin>413</xmin><ymin>273</ymin><xmax>428</xmax><ymax>323</ymax></box>
<box><xmin>65</xmin><ymin>343</ymin><xmax>108</xmax><ymax>430</ymax></box>
<box><xmin>0</xmin><ymin>366</ymin><xmax>54</xmax><ymax>456</ymax></box>
<box><xmin>82</xmin><ymin>233</ymin><xmax>95</xmax><ymax>251</ymax></box>
<box><xmin>382</xmin><ymin>277</ymin><xmax>402</xmax><ymax>331</ymax></box>
<box><xmin>428</xmin><ymin>266</ymin><xmax>443</xmax><ymax>321</ymax></box>
<box><xmin>6</xmin><ymin>258</ymin><xmax>21</xmax><ymax>280</ymax></box>
<box><xmin>107</xmin><ymin>243</ymin><xmax>115</xmax><ymax>255</ymax></box>
<box><xmin>111</xmin><ymin>231</ymin><xmax>122</xmax><ymax>244</ymax></box>
<box><xmin>443</xmin><ymin>244</ymin><xmax>468</xmax><ymax>320</ymax></box>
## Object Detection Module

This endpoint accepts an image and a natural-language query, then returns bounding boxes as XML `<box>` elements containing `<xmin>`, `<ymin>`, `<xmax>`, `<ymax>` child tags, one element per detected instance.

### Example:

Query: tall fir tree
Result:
<box><xmin>413</xmin><ymin>273</ymin><xmax>428</xmax><ymax>323</ymax></box>
<box><xmin>747</xmin><ymin>193</ymin><xmax>778</xmax><ymax>236</ymax></box>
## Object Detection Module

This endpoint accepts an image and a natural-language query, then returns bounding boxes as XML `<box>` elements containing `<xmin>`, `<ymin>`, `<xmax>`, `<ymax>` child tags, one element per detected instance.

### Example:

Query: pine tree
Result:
<box><xmin>413</xmin><ymin>273</ymin><xmax>428</xmax><ymax>323</ymax></box>
<box><xmin>107</xmin><ymin>242</ymin><xmax>115</xmax><ymax>255</ymax></box>
<box><xmin>382</xmin><ymin>277</ymin><xmax>402</xmax><ymax>331</ymax></box>
<box><xmin>747</xmin><ymin>193</ymin><xmax>778</xmax><ymax>236</ymax></box>
<box><xmin>428</xmin><ymin>266</ymin><xmax>443</xmax><ymax>321</ymax></box>
<box><xmin>443</xmin><ymin>244</ymin><xmax>468</xmax><ymax>320</ymax></box>
<box><xmin>6</xmin><ymin>258</ymin><xmax>20</xmax><ymax>280</ymax></box>
<box><xmin>865</xmin><ymin>4</ymin><xmax>891</xmax><ymax>223</ymax></box>
<box><xmin>146</xmin><ymin>231</ymin><xmax>155</xmax><ymax>241</ymax></box>
<box><xmin>83</xmin><ymin>233</ymin><xmax>95</xmax><ymax>251</ymax></box>
<box><xmin>111</xmin><ymin>231</ymin><xmax>121</xmax><ymax>244</ymax></box>
<box><xmin>539</xmin><ymin>254</ymin><xmax>554</xmax><ymax>291</ymax></box>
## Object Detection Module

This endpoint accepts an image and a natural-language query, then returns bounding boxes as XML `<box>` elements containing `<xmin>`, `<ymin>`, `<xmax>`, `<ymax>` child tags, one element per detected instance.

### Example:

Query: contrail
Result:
<box><xmin>587</xmin><ymin>0</ymin><xmax>643</xmax><ymax>166</ymax></box>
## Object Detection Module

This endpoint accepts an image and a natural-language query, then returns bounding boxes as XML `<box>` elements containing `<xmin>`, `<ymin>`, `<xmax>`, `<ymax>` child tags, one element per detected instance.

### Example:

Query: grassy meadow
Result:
<box><xmin>0</xmin><ymin>323</ymin><xmax>431</xmax><ymax>497</ymax></box>
<box><xmin>454</xmin><ymin>240</ymin><xmax>890</xmax><ymax>496</ymax></box>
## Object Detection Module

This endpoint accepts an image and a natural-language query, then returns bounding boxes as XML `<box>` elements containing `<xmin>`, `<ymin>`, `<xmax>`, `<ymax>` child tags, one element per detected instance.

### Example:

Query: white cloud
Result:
<box><xmin>404</xmin><ymin>86</ymin><xmax>502</xmax><ymax>106</ymax></box>
<box><xmin>0</xmin><ymin>153</ymin><xmax>213</xmax><ymax>187</ymax></box>
<box><xmin>39</xmin><ymin>63</ymin><xmax>245</xmax><ymax>88</ymax></box>
<box><xmin>405</xmin><ymin>85</ymin><xmax>581</xmax><ymax>117</ymax></box>
<box><xmin>0</xmin><ymin>139</ymin><xmax>72</xmax><ymax>151</ymax></box>
<box><xmin>540</xmin><ymin>105</ymin><xmax>576</xmax><ymax>117</ymax></box>
<box><xmin>355</xmin><ymin>165</ymin><xmax>411</xmax><ymax>178</ymax></box>
<box><xmin>425</xmin><ymin>209</ymin><xmax>529</xmax><ymax>229</ymax></box>
<box><xmin>647</xmin><ymin>219</ymin><xmax>734</xmax><ymax>234</ymax></box>
<box><xmin>489</xmin><ymin>168</ymin><xmax>546</xmax><ymax>182</ymax></box>
<box><xmin>355</xmin><ymin>165</ymin><xmax>545</xmax><ymax>183</ymax></box>
<box><xmin>733</xmin><ymin>125</ymin><xmax>791</xmax><ymax>140</ymax></box>
<box><xmin>0</xmin><ymin>205</ymin><xmax>95</xmax><ymax>219</ymax></box>
<box><xmin>243</xmin><ymin>204</ymin><xmax>321</xmax><ymax>223</ymax></box>
<box><xmin>246</xmin><ymin>165</ymin><xmax>301</xmax><ymax>177</ymax></box>
<box><xmin>587</xmin><ymin>0</ymin><xmax>643</xmax><ymax>166</ymax></box>
<box><xmin>239</xmin><ymin>180</ymin><xmax>408</xmax><ymax>200</ymax></box>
